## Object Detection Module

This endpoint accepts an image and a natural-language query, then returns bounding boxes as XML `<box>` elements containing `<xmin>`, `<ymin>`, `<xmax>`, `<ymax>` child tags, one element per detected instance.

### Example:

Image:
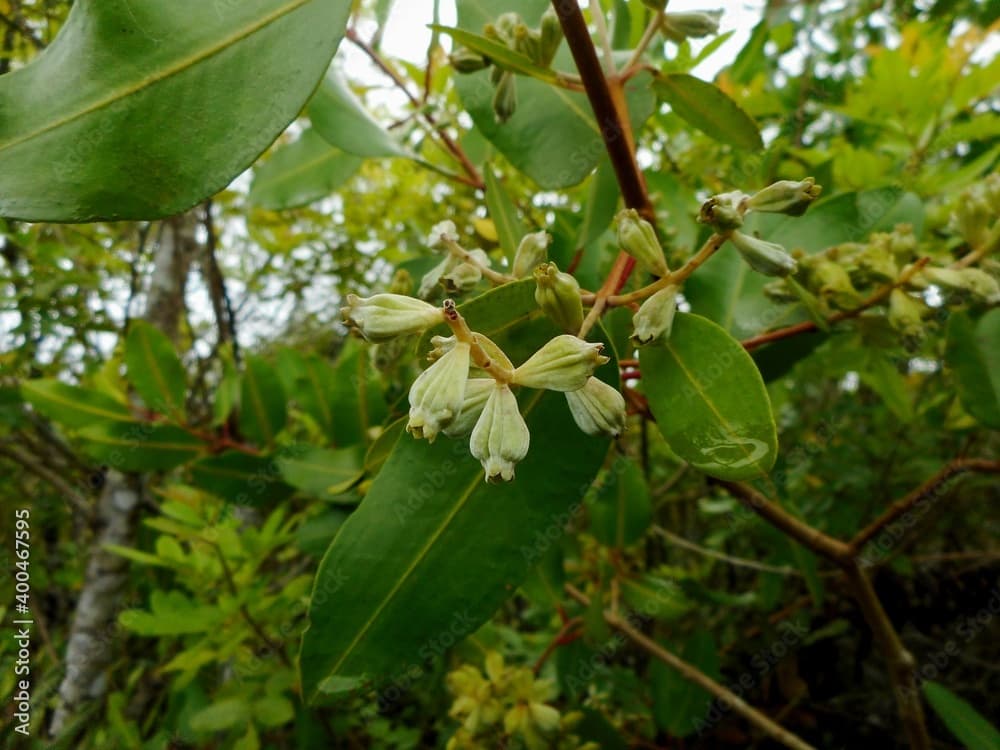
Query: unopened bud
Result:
<box><xmin>534</xmin><ymin>262</ymin><xmax>584</xmax><ymax>333</ymax></box>
<box><xmin>450</xmin><ymin>47</ymin><xmax>490</xmax><ymax>73</ymax></box>
<box><xmin>923</xmin><ymin>266</ymin><xmax>1000</xmax><ymax>304</ymax></box>
<box><xmin>528</xmin><ymin>703</ymin><xmax>561</xmax><ymax>733</ymax></box>
<box><xmin>802</xmin><ymin>257</ymin><xmax>861</xmax><ymax>310</ymax></box>
<box><xmin>660</xmin><ymin>10</ymin><xmax>723</xmax><ymax>42</ymax></box>
<box><xmin>470</xmin><ymin>383</ymin><xmax>530</xmax><ymax>482</ymax></box>
<box><xmin>615</xmin><ymin>208</ymin><xmax>669</xmax><ymax>276</ymax></box>
<box><xmin>512</xmin><ymin>231</ymin><xmax>551</xmax><ymax>277</ymax></box>
<box><xmin>513</xmin><ymin>23</ymin><xmax>542</xmax><ymax>64</ymax></box>
<box><xmin>565</xmin><ymin>377</ymin><xmax>626</xmax><ymax>438</ymax></box>
<box><xmin>847</xmin><ymin>243</ymin><xmax>898</xmax><ymax>285</ymax></box>
<box><xmin>631</xmin><ymin>284</ymin><xmax>679</xmax><ymax>345</ymax></box>
<box><xmin>698</xmin><ymin>191</ymin><xmax>747</xmax><ymax>231</ymax></box>
<box><xmin>443</xmin><ymin>378</ymin><xmax>495</xmax><ymax>437</ymax></box>
<box><xmin>513</xmin><ymin>335</ymin><xmax>608</xmax><ymax>392</ymax></box>
<box><xmin>442</xmin><ymin>262</ymin><xmax>483</xmax><ymax>293</ymax></box>
<box><xmin>888</xmin><ymin>289</ymin><xmax>926</xmax><ymax>350</ymax></box>
<box><xmin>538</xmin><ymin>8</ymin><xmax>563</xmax><ymax>67</ymax></box>
<box><xmin>746</xmin><ymin>177</ymin><xmax>822</xmax><ymax>216</ymax></box>
<box><xmin>407</xmin><ymin>342</ymin><xmax>471</xmax><ymax>441</ymax></box>
<box><xmin>729</xmin><ymin>231</ymin><xmax>797</xmax><ymax>277</ymax></box>
<box><xmin>388</xmin><ymin>269</ymin><xmax>413</xmax><ymax>295</ymax></box>
<box><xmin>341</xmin><ymin>293</ymin><xmax>445</xmax><ymax>341</ymax></box>
<box><xmin>492</xmin><ymin>71</ymin><xmax>517</xmax><ymax>122</ymax></box>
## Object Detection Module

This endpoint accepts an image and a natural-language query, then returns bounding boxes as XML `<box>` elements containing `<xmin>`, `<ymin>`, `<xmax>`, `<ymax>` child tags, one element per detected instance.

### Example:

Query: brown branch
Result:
<box><xmin>346</xmin><ymin>28</ymin><xmax>484</xmax><ymax>190</ymax></box>
<box><xmin>849</xmin><ymin>458</ymin><xmax>1000</xmax><ymax>553</ymax></box>
<box><xmin>741</xmin><ymin>257</ymin><xmax>931</xmax><ymax>352</ymax></box>
<box><xmin>201</xmin><ymin>201</ymin><xmax>241</xmax><ymax>365</ymax></box>
<box><xmin>564</xmin><ymin>584</ymin><xmax>818</xmax><ymax>750</ymax></box>
<box><xmin>0</xmin><ymin>443</ymin><xmax>90</xmax><ymax>516</ymax></box>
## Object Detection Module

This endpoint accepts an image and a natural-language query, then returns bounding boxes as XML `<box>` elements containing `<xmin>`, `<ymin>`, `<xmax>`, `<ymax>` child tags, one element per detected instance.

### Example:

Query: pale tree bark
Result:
<box><xmin>49</xmin><ymin>212</ymin><xmax>200</xmax><ymax>738</ymax></box>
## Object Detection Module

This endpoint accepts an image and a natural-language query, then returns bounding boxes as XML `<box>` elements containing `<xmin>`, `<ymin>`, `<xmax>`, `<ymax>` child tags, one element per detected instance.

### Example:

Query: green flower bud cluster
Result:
<box><xmin>451</xmin><ymin>9</ymin><xmax>563</xmax><ymax>123</ymax></box>
<box><xmin>534</xmin><ymin>262</ymin><xmax>583</xmax><ymax>333</ymax></box>
<box><xmin>660</xmin><ymin>10</ymin><xmax>723</xmax><ymax>43</ymax></box>
<box><xmin>950</xmin><ymin>172</ymin><xmax>1000</xmax><ymax>249</ymax></box>
<box><xmin>446</xmin><ymin>652</ymin><xmax>598</xmax><ymax>750</ymax></box>
<box><xmin>796</xmin><ymin>252</ymin><xmax>863</xmax><ymax>311</ymax></box>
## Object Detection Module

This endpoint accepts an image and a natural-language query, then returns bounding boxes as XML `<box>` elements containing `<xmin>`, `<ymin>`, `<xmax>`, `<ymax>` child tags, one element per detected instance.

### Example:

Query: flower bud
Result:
<box><xmin>407</xmin><ymin>342</ymin><xmax>471</xmax><ymax>441</ymax></box>
<box><xmin>631</xmin><ymin>284</ymin><xmax>679</xmax><ymax>345</ymax></box>
<box><xmin>428</xmin><ymin>220</ymin><xmax>459</xmax><ymax>249</ymax></box>
<box><xmin>492</xmin><ymin>70</ymin><xmax>517</xmax><ymax>123</ymax></box>
<box><xmin>800</xmin><ymin>256</ymin><xmax>861</xmax><ymax>310</ymax></box>
<box><xmin>534</xmin><ymin>262</ymin><xmax>584</xmax><ymax>333</ymax></box>
<box><xmin>427</xmin><ymin>334</ymin><xmax>456</xmax><ymax>362</ymax></box>
<box><xmin>698</xmin><ymin>191</ymin><xmax>747</xmax><ymax>231</ymax></box>
<box><xmin>729</xmin><ymin>231</ymin><xmax>797</xmax><ymax>277</ymax></box>
<box><xmin>419</xmin><ymin>255</ymin><xmax>459</xmax><ymax>298</ymax></box>
<box><xmin>660</xmin><ymin>10</ymin><xmax>723</xmax><ymax>42</ymax></box>
<box><xmin>470</xmin><ymin>382</ymin><xmax>530</xmax><ymax>482</ymax></box>
<box><xmin>513</xmin><ymin>23</ymin><xmax>542</xmax><ymax>64</ymax></box>
<box><xmin>513</xmin><ymin>335</ymin><xmax>608</xmax><ymax>392</ymax></box>
<box><xmin>615</xmin><ymin>208</ymin><xmax>669</xmax><ymax>276</ymax></box>
<box><xmin>388</xmin><ymin>269</ymin><xmax>413</xmax><ymax>295</ymax></box>
<box><xmin>746</xmin><ymin>177</ymin><xmax>822</xmax><ymax>216</ymax></box>
<box><xmin>923</xmin><ymin>266</ymin><xmax>1000</xmax><ymax>304</ymax></box>
<box><xmin>538</xmin><ymin>8</ymin><xmax>563</xmax><ymax>67</ymax></box>
<box><xmin>442</xmin><ymin>262</ymin><xmax>483</xmax><ymax>293</ymax></box>
<box><xmin>341</xmin><ymin>294</ymin><xmax>445</xmax><ymax>342</ymax></box>
<box><xmin>512</xmin><ymin>231</ymin><xmax>551</xmax><ymax>278</ymax></box>
<box><xmin>888</xmin><ymin>289</ymin><xmax>926</xmax><ymax>350</ymax></box>
<box><xmin>471</xmin><ymin>332</ymin><xmax>515</xmax><ymax>373</ymax></box>
<box><xmin>450</xmin><ymin>46</ymin><xmax>490</xmax><ymax>73</ymax></box>
<box><xmin>846</xmin><ymin>242</ymin><xmax>898</xmax><ymax>285</ymax></box>
<box><xmin>565</xmin><ymin>377</ymin><xmax>626</xmax><ymax>438</ymax></box>
<box><xmin>528</xmin><ymin>702</ymin><xmax>561</xmax><ymax>733</ymax></box>
<box><xmin>443</xmin><ymin>378</ymin><xmax>495</xmax><ymax>438</ymax></box>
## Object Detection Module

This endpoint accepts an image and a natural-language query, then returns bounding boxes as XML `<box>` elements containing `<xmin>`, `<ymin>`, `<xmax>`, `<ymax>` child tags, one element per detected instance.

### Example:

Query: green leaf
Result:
<box><xmin>654</xmin><ymin>73</ymin><xmax>763</xmax><ymax>150</ymax></box>
<box><xmin>946</xmin><ymin>310</ymin><xmax>1000</xmax><ymax>429</ymax></box>
<box><xmin>651</xmin><ymin>631</ymin><xmax>720</xmax><ymax>737</ymax></box>
<box><xmin>239</xmin><ymin>356</ymin><xmax>287</xmax><ymax>447</ymax></box>
<box><xmin>577</xmin><ymin>159</ymin><xmax>620</xmax><ymax>252</ymax></box>
<box><xmin>189</xmin><ymin>698</ymin><xmax>251</xmax><ymax>733</ymax></box>
<box><xmin>249</xmin><ymin>128</ymin><xmax>362</xmax><ymax>210</ymax></box>
<box><xmin>21</xmin><ymin>379</ymin><xmax>133</xmax><ymax>428</ymax></box>
<box><xmin>189</xmin><ymin>451</ymin><xmax>294</xmax><ymax>504</ymax></box>
<box><xmin>618</xmin><ymin>575</ymin><xmax>692</xmax><ymax>621</ymax></box>
<box><xmin>923</xmin><ymin>681</ymin><xmax>1000</xmax><ymax>750</ymax></box>
<box><xmin>300</xmin><ymin>281</ymin><xmax>614</xmax><ymax>702</ymax></box>
<box><xmin>125</xmin><ymin>321</ymin><xmax>186</xmax><ymax>419</ymax></box>
<box><xmin>277</xmin><ymin>446</ymin><xmax>365</xmax><ymax>498</ymax></box>
<box><xmin>0</xmin><ymin>0</ymin><xmax>352</xmax><ymax>222</ymax></box>
<box><xmin>483</xmin><ymin>165</ymin><xmax>526</xmax><ymax>261</ymax></box>
<box><xmin>640</xmin><ymin>313</ymin><xmax>777</xmax><ymax>480</ymax></box>
<box><xmin>77</xmin><ymin>422</ymin><xmax>205</xmax><ymax>471</ymax></box>
<box><xmin>309</xmin><ymin>72</ymin><xmax>409</xmax><ymax>158</ymax></box>
<box><xmin>120</xmin><ymin>590</ymin><xmax>223</xmax><ymax>636</ymax></box>
<box><xmin>588</xmin><ymin>458</ymin><xmax>652</xmax><ymax>548</ymax></box>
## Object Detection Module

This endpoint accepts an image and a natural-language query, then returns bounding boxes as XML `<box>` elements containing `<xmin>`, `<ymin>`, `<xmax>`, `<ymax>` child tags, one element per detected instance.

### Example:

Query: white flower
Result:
<box><xmin>470</xmin><ymin>383</ymin><xmax>530</xmax><ymax>482</ymax></box>
<box><xmin>631</xmin><ymin>284</ymin><xmax>679</xmax><ymax>346</ymax></box>
<box><xmin>407</xmin><ymin>342</ymin><xmax>471</xmax><ymax>441</ymax></box>
<box><xmin>428</xmin><ymin>220</ymin><xmax>459</xmax><ymax>249</ymax></box>
<box><xmin>341</xmin><ymin>294</ymin><xmax>445</xmax><ymax>342</ymax></box>
<box><xmin>512</xmin><ymin>335</ymin><xmax>609</xmax><ymax>392</ymax></box>
<box><xmin>565</xmin><ymin>377</ymin><xmax>626</xmax><ymax>437</ymax></box>
<box><xmin>443</xmin><ymin>379</ymin><xmax>495</xmax><ymax>437</ymax></box>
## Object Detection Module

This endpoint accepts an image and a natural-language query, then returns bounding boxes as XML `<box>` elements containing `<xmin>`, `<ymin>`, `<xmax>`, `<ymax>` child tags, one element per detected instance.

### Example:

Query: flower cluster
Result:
<box><xmin>445</xmin><ymin>652</ymin><xmax>597</xmax><ymax>750</ymax></box>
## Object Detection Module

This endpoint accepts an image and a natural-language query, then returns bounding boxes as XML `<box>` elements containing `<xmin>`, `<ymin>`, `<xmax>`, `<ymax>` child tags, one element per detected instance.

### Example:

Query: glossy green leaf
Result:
<box><xmin>654</xmin><ymin>74</ymin><xmax>762</xmax><ymax>150</ymax></box>
<box><xmin>0</xmin><ymin>0</ymin><xmax>352</xmax><ymax>222</ymax></box>
<box><xmin>125</xmin><ymin>321</ymin><xmax>186</xmax><ymax>419</ymax></box>
<box><xmin>923</xmin><ymin>681</ymin><xmax>1000</xmax><ymax>750</ymax></box>
<box><xmin>77</xmin><ymin>422</ymin><xmax>204</xmax><ymax>471</ymax></box>
<box><xmin>309</xmin><ymin>72</ymin><xmax>409</xmax><ymax>158</ymax></box>
<box><xmin>588</xmin><ymin>457</ymin><xmax>652</xmax><ymax>548</ymax></box>
<box><xmin>483</xmin><ymin>165</ymin><xmax>526</xmax><ymax>261</ymax></box>
<box><xmin>651</xmin><ymin>631</ymin><xmax>720</xmax><ymax>737</ymax></box>
<box><xmin>577</xmin><ymin>159</ymin><xmax>620</xmax><ymax>251</ymax></box>
<box><xmin>239</xmin><ymin>356</ymin><xmax>287</xmax><ymax>447</ymax></box>
<box><xmin>640</xmin><ymin>313</ymin><xmax>777</xmax><ymax>480</ymax></box>
<box><xmin>249</xmin><ymin>129</ymin><xmax>362</xmax><ymax>210</ymax></box>
<box><xmin>946</xmin><ymin>310</ymin><xmax>1000</xmax><ymax>429</ymax></box>
<box><xmin>277</xmin><ymin>446</ymin><xmax>365</xmax><ymax>498</ymax></box>
<box><xmin>21</xmin><ymin>379</ymin><xmax>133</xmax><ymax>428</ymax></box>
<box><xmin>300</xmin><ymin>281</ymin><xmax>615</xmax><ymax>702</ymax></box>
<box><xmin>189</xmin><ymin>452</ymin><xmax>294</xmax><ymax>505</ymax></box>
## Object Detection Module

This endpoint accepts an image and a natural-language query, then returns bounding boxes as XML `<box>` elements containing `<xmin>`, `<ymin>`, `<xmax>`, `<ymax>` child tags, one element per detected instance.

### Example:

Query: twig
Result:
<box><xmin>849</xmin><ymin>458</ymin><xmax>1000</xmax><ymax>553</ymax></box>
<box><xmin>564</xmin><ymin>584</ymin><xmax>818</xmax><ymax>750</ymax></box>
<box><xmin>532</xmin><ymin>616</ymin><xmax>583</xmax><ymax>674</ymax></box>
<box><xmin>622</xmin><ymin>10</ymin><xmax>664</xmax><ymax>74</ymax></box>
<box><xmin>608</xmin><ymin>232</ymin><xmax>729</xmax><ymax>307</ymax></box>
<box><xmin>201</xmin><ymin>201</ymin><xmax>241</xmax><ymax>365</ymax></box>
<box><xmin>652</xmin><ymin>525</ymin><xmax>800</xmax><ymax>576</ymax></box>
<box><xmin>0</xmin><ymin>444</ymin><xmax>90</xmax><ymax>517</ymax></box>
<box><xmin>741</xmin><ymin>257</ymin><xmax>931</xmax><ymax>352</ymax></box>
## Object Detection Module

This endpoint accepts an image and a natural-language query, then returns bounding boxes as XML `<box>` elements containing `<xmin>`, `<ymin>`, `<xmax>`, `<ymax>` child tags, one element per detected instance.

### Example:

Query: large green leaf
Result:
<box><xmin>125</xmin><ymin>321</ymin><xmax>186</xmax><ymax>419</ymax></box>
<box><xmin>239</xmin><ymin>356</ymin><xmax>287</xmax><ymax>447</ymax></box>
<box><xmin>0</xmin><ymin>0</ymin><xmax>352</xmax><ymax>222</ymax></box>
<box><xmin>946</xmin><ymin>310</ymin><xmax>1000</xmax><ymax>429</ymax></box>
<box><xmin>640</xmin><ymin>313</ymin><xmax>777</xmax><ymax>480</ymax></box>
<box><xmin>483</xmin><ymin>165</ymin><xmax>527</xmax><ymax>261</ymax></box>
<box><xmin>300</xmin><ymin>281</ymin><xmax>615</xmax><ymax>702</ymax></box>
<box><xmin>78</xmin><ymin>422</ymin><xmax>204</xmax><ymax>471</ymax></box>
<box><xmin>923</xmin><ymin>681</ymin><xmax>1000</xmax><ymax>750</ymax></box>
<box><xmin>308</xmin><ymin>72</ymin><xmax>409</xmax><ymax>158</ymax></box>
<box><xmin>651</xmin><ymin>631</ymin><xmax>720</xmax><ymax>737</ymax></box>
<box><xmin>277</xmin><ymin>446</ymin><xmax>365</xmax><ymax>498</ymax></box>
<box><xmin>588</xmin><ymin>457</ymin><xmax>652</xmax><ymax>548</ymax></box>
<box><xmin>21</xmin><ymin>379</ymin><xmax>133</xmax><ymax>428</ymax></box>
<box><xmin>189</xmin><ymin>451</ymin><xmax>294</xmax><ymax>504</ymax></box>
<box><xmin>249</xmin><ymin>128</ymin><xmax>362</xmax><ymax>210</ymax></box>
<box><xmin>654</xmin><ymin>74</ymin><xmax>762</xmax><ymax>150</ymax></box>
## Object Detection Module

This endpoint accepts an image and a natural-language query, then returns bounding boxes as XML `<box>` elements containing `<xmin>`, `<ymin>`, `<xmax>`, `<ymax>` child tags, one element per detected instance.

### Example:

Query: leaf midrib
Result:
<box><xmin>26</xmin><ymin>382</ymin><xmax>132</xmax><ymax>422</ymax></box>
<box><xmin>0</xmin><ymin>0</ymin><xmax>313</xmax><ymax>153</ymax></box>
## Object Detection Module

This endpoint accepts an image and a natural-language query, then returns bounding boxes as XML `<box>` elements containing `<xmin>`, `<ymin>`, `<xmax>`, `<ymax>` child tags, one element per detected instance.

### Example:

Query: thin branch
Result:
<box><xmin>608</xmin><ymin>231</ymin><xmax>729</xmax><ymax>307</ymax></box>
<box><xmin>652</xmin><ymin>525</ymin><xmax>800</xmax><ymax>576</ymax></box>
<box><xmin>849</xmin><ymin>458</ymin><xmax>1000</xmax><ymax>553</ymax></box>
<box><xmin>622</xmin><ymin>10</ymin><xmax>663</xmax><ymax>74</ymax></box>
<box><xmin>0</xmin><ymin>444</ymin><xmax>90</xmax><ymax>516</ymax></box>
<box><xmin>201</xmin><ymin>201</ymin><xmax>241</xmax><ymax>365</ymax></box>
<box><xmin>564</xmin><ymin>584</ymin><xmax>818</xmax><ymax>750</ymax></box>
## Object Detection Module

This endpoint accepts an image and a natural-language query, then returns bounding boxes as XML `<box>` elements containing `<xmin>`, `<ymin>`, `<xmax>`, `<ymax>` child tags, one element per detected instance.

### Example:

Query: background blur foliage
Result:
<box><xmin>1</xmin><ymin>0</ymin><xmax>999</xmax><ymax>748</ymax></box>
